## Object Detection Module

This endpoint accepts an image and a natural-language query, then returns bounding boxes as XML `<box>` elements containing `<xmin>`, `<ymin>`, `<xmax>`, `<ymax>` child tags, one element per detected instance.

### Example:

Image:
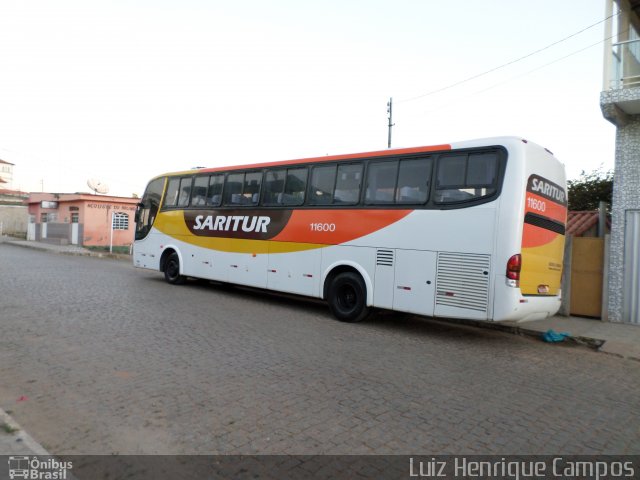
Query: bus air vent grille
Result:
<box><xmin>376</xmin><ymin>249</ymin><xmax>394</xmax><ymax>267</ymax></box>
<box><xmin>436</xmin><ymin>252</ymin><xmax>490</xmax><ymax>312</ymax></box>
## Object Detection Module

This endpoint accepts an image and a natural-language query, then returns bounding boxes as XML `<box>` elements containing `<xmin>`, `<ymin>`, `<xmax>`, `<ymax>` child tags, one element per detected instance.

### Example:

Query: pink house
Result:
<box><xmin>27</xmin><ymin>193</ymin><xmax>139</xmax><ymax>247</ymax></box>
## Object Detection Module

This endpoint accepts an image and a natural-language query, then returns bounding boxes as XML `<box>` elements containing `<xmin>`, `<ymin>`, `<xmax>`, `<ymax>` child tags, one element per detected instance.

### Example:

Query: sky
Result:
<box><xmin>0</xmin><ymin>0</ymin><xmax>616</xmax><ymax>197</ymax></box>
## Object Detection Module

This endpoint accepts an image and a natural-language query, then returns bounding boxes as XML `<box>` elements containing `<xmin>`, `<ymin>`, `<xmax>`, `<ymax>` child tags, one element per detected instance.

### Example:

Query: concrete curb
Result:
<box><xmin>2</xmin><ymin>238</ymin><xmax>131</xmax><ymax>261</ymax></box>
<box><xmin>0</xmin><ymin>408</ymin><xmax>49</xmax><ymax>456</ymax></box>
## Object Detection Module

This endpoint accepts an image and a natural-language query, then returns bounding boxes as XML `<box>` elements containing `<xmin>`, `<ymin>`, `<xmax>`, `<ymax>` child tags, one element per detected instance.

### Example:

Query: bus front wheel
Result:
<box><xmin>164</xmin><ymin>252</ymin><xmax>186</xmax><ymax>285</ymax></box>
<box><xmin>327</xmin><ymin>272</ymin><xmax>370</xmax><ymax>322</ymax></box>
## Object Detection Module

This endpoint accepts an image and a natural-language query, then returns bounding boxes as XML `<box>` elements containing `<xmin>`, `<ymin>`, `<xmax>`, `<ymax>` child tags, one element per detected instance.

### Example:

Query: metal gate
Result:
<box><xmin>570</xmin><ymin>237</ymin><xmax>605</xmax><ymax>318</ymax></box>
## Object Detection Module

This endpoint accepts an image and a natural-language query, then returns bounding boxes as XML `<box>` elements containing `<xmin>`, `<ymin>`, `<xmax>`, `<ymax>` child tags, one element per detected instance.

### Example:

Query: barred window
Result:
<box><xmin>112</xmin><ymin>212</ymin><xmax>129</xmax><ymax>230</ymax></box>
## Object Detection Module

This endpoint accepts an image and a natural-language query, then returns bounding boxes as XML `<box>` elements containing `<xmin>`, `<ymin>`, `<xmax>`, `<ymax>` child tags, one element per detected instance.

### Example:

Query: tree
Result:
<box><xmin>567</xmin><ymin>167</ymin><xmax>613</xmax><ymax>211</ymax></box>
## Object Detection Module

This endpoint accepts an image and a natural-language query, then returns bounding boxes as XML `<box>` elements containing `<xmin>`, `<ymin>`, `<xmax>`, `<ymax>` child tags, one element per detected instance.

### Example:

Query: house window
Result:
<box><xmin>71</xmin><ymin>213</ymin><xmax>79</xmax><ymax>223</ymax></box>
<box><xmin>112</xmin><ymin>212</ymin><xmax>129</xmax><ymax>230</ymax></box>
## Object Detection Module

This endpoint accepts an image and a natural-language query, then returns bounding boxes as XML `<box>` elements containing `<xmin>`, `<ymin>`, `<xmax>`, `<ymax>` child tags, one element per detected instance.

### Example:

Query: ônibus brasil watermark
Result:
<box><xmin>7</xmin><ymin>456</ymin><xmax>72</xmax><ymax>480</ymax></box>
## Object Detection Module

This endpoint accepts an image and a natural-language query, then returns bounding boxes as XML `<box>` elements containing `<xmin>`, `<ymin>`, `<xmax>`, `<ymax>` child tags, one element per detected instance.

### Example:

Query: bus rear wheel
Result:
<box><xmin>327</xmin><ymin>272</ymin><xmax>370</xmax><ymax>322</ymax></box>
<box><xmin>164</xmin><ymin>252</ymin><xmax>186</xmax><ymax>285</ymax></box>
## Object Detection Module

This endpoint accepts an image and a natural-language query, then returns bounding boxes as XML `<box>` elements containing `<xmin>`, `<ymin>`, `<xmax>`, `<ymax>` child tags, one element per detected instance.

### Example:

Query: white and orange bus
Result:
<box><xmin>133</xmin><ymin>136</ymin><xmax>567</xmax><ymax>323</ymax></box>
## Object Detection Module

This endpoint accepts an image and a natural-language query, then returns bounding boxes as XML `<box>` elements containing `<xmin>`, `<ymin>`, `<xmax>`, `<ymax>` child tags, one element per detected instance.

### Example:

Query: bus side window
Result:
<box><xmin>434</xmin><ymin>153</ymin><xmax>498</xmax><ymax>204</ymax></box>
<box><xmin>207</xmin><ymin>174</ymin><xmax>224</xmax><ymax>206</ymax></box>
<box><xmin>283</xmin><ymin>168</ymin><xmax>307</xmax><ymax>205</ymax></box>
<box><xmin>396</xmin><ymin>157</ymin><xmax>432</xmax><ymax>204</ymax></box>
<box><xmin>333</xmin><ymin>164</ymin><xmax>362</xmax><ymax>204</ymax></box>
<box><xmin>263</xmin><ymin>169</ymin><xmax>285</xmax><ymax>205</ymax></box>
<box><xmin>177</xmin><ymin>177</ymin><xmax>193</xmax><ymax>207</ymax></box>
<box><xmin>466</xmin><ymin>152</ymin><xmax>498</xmax><ymax>198</ymax></box>
<box><xmin>309</xmin><ymin>165</ymin><xmax>336</xmax><ymax>205</ymax></box>
<box><xmin>244</xmin><ymin>172</ymin><xmax>262</xmax><ymax>205</ymax></box>
<box><xmin>224</xmin><ymin>172</ymin><xmax>262</xmax><ymax>206</ymax></box>
<box><xmin>164</xmin><ymin>178</ymin><xmax>180</xmax><ymax>207</ymax></box>
<box><xmin>224</xmin><ymin>173</ymin><xmax>244</xmax><ymax>205</ymax></box>
<box><xmin>263</xmin><ymin>168</ymin><xmax>307</xmax><ymax>206</ymax></box>
<box><xmin>365</xmin><ymin>161</ymin><xmax>398</xmax><ymax>204</ymax></box>
<box><xmin>191</xmin><ymin>176</ymin><xmax>209</xmax><ymax>206</ymax></box>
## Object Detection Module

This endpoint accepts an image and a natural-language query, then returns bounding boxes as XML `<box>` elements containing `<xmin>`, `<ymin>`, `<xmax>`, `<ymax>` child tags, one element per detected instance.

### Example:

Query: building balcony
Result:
<box><xmin>601</xmin><ymin>0</ymin><xmax>640</xmax><ymax>125</ymax></box>
<box><xmin>609</xmin><ymin>38</ymin><xmax>640</xmax><ymax>90</ymax></box>
<box><xmin>602</xmin><ymin>39</ymin><xmax>640</xmax><ymax>124</ymax></box>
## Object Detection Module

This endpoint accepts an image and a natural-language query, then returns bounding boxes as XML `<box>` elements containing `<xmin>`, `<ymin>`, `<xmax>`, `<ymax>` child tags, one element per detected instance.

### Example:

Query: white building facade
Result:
<box><xmin>601</xmin><ymin>0</ymin><xmax>640</xmax><ymax>323</ymax></box>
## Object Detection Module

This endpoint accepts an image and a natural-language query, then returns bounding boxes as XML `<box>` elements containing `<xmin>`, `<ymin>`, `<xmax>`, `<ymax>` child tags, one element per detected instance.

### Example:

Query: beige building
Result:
<box><xmin>27</xmin><ymin>192</ymin><xmax>139</xmax><ymax>247</ymax></box>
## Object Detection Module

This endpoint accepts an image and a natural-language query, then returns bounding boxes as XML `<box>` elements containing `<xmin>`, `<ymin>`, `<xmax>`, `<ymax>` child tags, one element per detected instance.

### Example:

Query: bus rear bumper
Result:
<box><xmin>493</xmin><ymin>285</ymin><xmax>562</xmax><ymax>322</ymax></box>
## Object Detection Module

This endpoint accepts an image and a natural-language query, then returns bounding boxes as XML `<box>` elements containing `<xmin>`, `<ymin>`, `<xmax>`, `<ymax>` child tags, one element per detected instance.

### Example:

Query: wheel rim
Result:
<box><xmin>337</xmin><ymin>284</ymin><xmax>357</xmax><ymax>312</ymax></box>
<box><xmin>167</xmin><ymin>260</ymin><xmax>179</xmax><ymax>280</ymax></box>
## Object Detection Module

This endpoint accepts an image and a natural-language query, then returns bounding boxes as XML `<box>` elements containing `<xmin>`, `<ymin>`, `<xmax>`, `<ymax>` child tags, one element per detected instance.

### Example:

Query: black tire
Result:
<box><xmin>164</xmin><ymin>252</ymin><xmax>186</xmax><ymax>285</ymax></box>
<box><xmin>327</xmin><ymin>272</ymin><xmax>370</xmax><ymax>322</ymax></box>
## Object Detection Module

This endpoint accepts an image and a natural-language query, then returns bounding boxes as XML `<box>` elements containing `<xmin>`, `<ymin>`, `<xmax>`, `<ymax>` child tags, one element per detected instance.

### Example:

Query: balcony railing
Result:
<box><xmin>610</xmin><ymin>38</ymin><xmax>640</xmax><ymax>89</ymax></box>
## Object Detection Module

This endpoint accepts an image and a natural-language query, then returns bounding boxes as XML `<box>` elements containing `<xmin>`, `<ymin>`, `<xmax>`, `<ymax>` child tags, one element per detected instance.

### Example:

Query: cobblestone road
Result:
<box><xmin>1</xmin><ymin>244</ymin><xmax>639</xmax><ymax>455</ymax></box>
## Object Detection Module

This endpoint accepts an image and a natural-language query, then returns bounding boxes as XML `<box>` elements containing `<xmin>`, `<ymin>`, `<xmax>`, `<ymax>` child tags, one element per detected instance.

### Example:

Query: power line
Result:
<box><xmin>397</xmin><ymin>10</ymin><xmax>620</xmax><ymax>104</ymax></box>
<box><xmin>405</xmin><ymin>29</ymin><xmax>627</xmax><ymax>116</ymax></box>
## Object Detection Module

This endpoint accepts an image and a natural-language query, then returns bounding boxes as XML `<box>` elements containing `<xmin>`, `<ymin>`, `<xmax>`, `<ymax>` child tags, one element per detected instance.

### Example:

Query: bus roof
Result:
<box><xmin>156</xmin><ymin>136</ymin><xmax>551</xmax><ymax>179</ymax></box>
<box><xmin>159</xmin><ymin>143</ymin><xmax>452</xmax><ymax>179</ymax></box>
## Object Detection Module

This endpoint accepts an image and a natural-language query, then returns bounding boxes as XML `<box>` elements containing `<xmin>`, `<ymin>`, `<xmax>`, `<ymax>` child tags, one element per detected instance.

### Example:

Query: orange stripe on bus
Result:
<box><xmin>524</xmin><ymin>192</ymin><xmax>567</xmax><ymax>224</ymax></box>
<box><xmin>522</xmin><ymin>223</ymin><xmax>560</xmax><ymax>248</ymax></box>
<box><xmin>271</xmin><ymin>209</ymin><xmax>413</xmax><ymax>244</ymax></box>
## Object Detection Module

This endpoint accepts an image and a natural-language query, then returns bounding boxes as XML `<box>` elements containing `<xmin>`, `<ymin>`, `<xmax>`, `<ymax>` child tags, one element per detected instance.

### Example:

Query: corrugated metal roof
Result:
<box><xmin>567</xmin><ymin>211</ymin><xmax>611</xmax><ymax>236</ymax></box>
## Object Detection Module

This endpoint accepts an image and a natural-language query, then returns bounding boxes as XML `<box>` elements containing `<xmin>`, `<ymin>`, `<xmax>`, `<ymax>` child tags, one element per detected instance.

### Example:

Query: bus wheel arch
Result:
<box><xmin>160</xmin><ymin>248</ymin><xmax>186</xmax><ymax>285</ymax></box>
<box><xmin>323</xmin><ymin>264</ymin><xmax>371</xmax><ymax>322</ymax></box>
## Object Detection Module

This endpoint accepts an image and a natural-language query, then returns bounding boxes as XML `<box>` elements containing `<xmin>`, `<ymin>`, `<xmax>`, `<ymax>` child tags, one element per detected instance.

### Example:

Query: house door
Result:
<box><xmin>71</xmin><ymin>213</ymin><xmax>79</xmax><ymax>244</ymax></box>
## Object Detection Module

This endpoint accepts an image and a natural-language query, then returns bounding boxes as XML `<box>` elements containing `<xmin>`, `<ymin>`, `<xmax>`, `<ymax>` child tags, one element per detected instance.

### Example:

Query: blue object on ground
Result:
<box><xmin>542</xmin><ymin>329</ymin><xmax>570</xmax><ymax>343</ymax></box>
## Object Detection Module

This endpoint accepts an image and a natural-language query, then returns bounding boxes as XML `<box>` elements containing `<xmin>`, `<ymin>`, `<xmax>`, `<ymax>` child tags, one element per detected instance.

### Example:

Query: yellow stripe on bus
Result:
<box><xmin>154</xmin><ymin>210</ymin><xmax>327</xmax><ymax>254</ymax></box>
<box><xmin>520</xmin><ymin>234</ymin><xmax>565</xmax><ymax>295</ymax></box>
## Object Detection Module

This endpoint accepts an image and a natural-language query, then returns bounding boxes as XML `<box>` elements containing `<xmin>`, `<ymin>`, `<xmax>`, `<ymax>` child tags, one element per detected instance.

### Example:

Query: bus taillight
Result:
<box><xmin>506</xmin><ymin>254</ymin><xmax>522</xmax><ymax>287</ymax></box>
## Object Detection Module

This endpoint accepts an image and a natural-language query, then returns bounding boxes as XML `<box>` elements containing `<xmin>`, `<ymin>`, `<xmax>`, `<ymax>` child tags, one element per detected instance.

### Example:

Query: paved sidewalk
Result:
<box><xmin>1</xmin><ymin>236</ymin><xmax>130</xmax><ymax>260</ymax></box>
<box><xmin>503</xmin><ymin>315</ymin><xmax>640</xmax><ymax>360</ymax></box>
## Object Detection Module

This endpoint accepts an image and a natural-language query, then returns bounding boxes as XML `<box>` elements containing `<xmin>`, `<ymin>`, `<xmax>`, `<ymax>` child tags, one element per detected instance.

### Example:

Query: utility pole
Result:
<box><xmin>387</xmin><ymin>97</ymin><xmax>395</xmax><ymax>148</ymax></box>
